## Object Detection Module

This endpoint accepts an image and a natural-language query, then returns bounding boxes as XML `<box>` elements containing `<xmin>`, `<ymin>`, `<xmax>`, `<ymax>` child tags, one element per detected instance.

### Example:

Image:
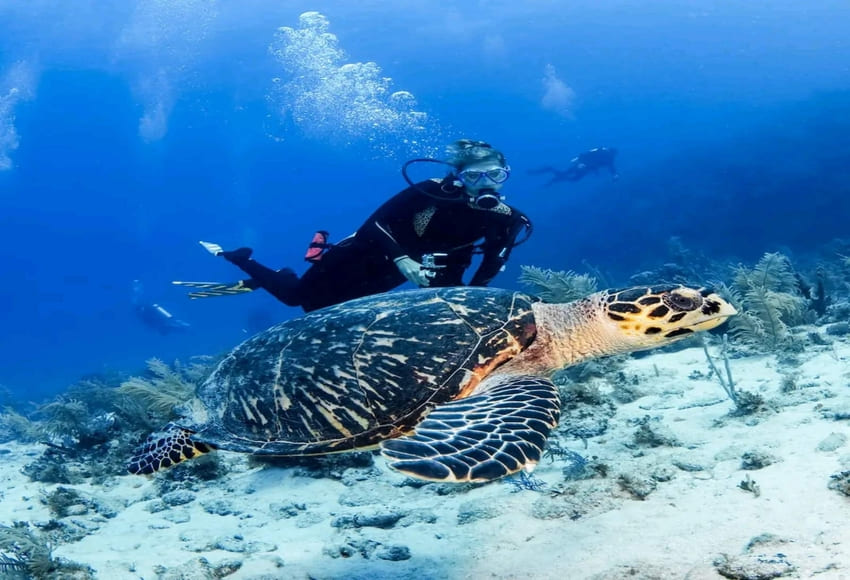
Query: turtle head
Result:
<box><xmin>602</xmin><ymin>285</ymin><xmax>736</xmax><ymax>349</ymax></box>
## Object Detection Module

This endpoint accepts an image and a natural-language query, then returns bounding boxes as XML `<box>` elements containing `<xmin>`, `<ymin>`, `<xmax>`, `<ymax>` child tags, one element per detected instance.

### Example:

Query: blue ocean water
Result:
<box><xmin>0</xmin><ymin>1</ymin><xmax>847</xmax><ymax>401</ymax></box>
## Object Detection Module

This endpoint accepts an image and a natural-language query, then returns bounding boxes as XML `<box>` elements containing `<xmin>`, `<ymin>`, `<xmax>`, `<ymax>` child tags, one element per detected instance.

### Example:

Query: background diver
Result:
<box><xmin>173</xmin><ymin>139</ymin><xmax>533</xmax><ymax>313</ymax></box>
<box><xmin>528</xmin><ymin>146</ymin><xmax>619</xmax><ymax>185</ymax></box>
<box><xmin>132</xmin><ymin>280</ymin><xmax>190</xmax><ymax>335</ymax></box>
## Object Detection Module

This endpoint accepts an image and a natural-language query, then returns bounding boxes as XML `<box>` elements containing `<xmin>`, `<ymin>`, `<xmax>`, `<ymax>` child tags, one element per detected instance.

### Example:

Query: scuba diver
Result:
<box><xmin>528</xmin><ymin>146</ymin><xmax>619</xmax><ymax>185</ymax></box>
<box><xmin>173</xmin><ymin>139</ymin><xmax>532</xmax><ymax>313</ymax></box>
<box><xmin>132</xmin><ymin>280</ymin><xmax>190</xmax><ymax>335</ymax></box>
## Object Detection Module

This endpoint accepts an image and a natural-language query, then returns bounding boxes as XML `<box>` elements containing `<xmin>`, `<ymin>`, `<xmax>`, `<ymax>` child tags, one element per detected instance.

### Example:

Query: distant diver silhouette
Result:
<box><xmin>132</xmin><ymin>280</ymin><xmax>190</xmax><ymax>335</ymax></box>
<box><xmin>529</xmin><ymin>146</ymin><xmax>619</xmax><ymax>185</ymax></box>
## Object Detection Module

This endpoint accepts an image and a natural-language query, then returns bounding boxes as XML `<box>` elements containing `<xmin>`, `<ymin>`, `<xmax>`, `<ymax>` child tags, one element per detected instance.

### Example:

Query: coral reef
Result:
<box><xmin>38</xmin><ymin>398</ymin><xmax>91</xmax><ymax>446</ymax></box>
<box><xmin>0</xmin><ymin>523</ymin><xmax>92</xmax><ymax>579</ymax></box>
<box><xmin>723</xmin><ymin>252</ymin><xmax>809</xmax><ymax>350</ymax></box>
<box><xmin>0</xmin><ymin>408</ymin><xmax>43</xmax><ymax>444</ymax></box>
<box><xmin>518</xmin><ymin>265</ymin><xmax>597</xmax><ymax>303</ymax></box>
<box><xmin>13</xmin><ymin>357</ymin><xmax>218</xmax><ymax>484</ymax></box>
<box><xmin>116</xmin><ymin>357</ymin><xmax>208</xmax><ymax>431</ymax></box>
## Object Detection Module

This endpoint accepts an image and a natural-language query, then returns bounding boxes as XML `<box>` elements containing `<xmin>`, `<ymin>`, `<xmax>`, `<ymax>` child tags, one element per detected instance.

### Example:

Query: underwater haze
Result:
<box><xmin>0</xmin><ymin>0</ymin><xmax>848</xmax><ymax>400</ymax></box>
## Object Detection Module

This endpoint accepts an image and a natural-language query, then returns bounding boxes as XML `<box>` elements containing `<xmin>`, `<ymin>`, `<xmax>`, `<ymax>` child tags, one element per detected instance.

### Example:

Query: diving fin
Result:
<box><xmin>172</xmin><ymin>279</ymin><xmax>258</xmax><ymax>299</ymax></box>
<box><xmin>199</xmin><ymin>240</ymin><xmax>224</xmax><ymax>256</ymax></box>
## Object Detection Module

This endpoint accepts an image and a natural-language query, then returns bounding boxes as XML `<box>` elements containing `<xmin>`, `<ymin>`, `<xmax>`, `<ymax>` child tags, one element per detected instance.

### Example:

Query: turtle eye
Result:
<box><xmin>663</xmin><ymin>292</ymin><xmax>699</xmax><ymax>312</ymax></box>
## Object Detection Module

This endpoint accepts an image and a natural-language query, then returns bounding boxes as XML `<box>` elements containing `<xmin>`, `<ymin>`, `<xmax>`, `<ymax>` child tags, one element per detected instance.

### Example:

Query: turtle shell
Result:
<box><xmin>186</xmin><ymin>287</ymin><xmax>538</xmax><ymax>455</ymax></box>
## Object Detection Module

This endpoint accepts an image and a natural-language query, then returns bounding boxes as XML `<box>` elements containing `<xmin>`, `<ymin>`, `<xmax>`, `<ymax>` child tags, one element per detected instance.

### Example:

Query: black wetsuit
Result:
<box><xmin>529</xmin><ymin>147</ymin><xmax>618</xmax><ymax>185</ymax></box>
<box><xmin>225</xmin><ymin>179</ymin><xmax>530</xmax><ymax>312</ymax></box>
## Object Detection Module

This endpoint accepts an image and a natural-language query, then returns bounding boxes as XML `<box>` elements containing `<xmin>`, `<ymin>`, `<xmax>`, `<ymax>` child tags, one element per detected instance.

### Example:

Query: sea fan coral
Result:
<box><xmin>519</xmin><ymin>266</ymin><xmax>597</xmax><ymax>303</ymax></box>
<box><xmin>724</xmin><ymin>252</ymin><xmax>807</xmax><ymax>349</ymax></box>
<box><xmin>116</xmin><ymin>358</ymin><xmax>200</xmax><ymax>431</ymax></box>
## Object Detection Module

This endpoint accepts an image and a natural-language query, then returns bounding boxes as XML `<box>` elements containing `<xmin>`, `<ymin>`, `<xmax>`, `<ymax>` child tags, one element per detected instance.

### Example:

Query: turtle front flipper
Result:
<box><xmin>127</xmin><ymin>423</ymin><xmax>214</xmax><ymax>475</ymax></box>
<box><xmin>381</xmin><ymin>376</ymin><xmax>560</xmax><ymax>483</ymax></box>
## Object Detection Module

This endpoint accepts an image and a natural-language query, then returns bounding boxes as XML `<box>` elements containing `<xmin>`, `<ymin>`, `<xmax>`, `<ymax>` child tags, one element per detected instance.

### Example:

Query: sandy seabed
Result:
<box><xmin>2</xmin><ymin>335</ymin><xmax>850</xmax><ymax>580</ymax></box>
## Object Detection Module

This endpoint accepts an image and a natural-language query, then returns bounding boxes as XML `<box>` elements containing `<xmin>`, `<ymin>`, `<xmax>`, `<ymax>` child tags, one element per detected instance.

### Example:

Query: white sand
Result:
<box><xmin>2</xmin><ymin>335</ymin><xmax>850</xmax><ymax>579</ymax></box>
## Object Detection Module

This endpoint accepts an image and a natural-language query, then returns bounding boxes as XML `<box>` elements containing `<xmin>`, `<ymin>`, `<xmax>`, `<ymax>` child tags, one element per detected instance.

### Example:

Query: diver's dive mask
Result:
<box><xmin>456</xmin><ymin>166</ymin><xmax>511</xmax><ymax>186</ymax></box>
<box><xmin>457</xmin><ymin>166</ymin><xmax>510</xmax><ymax>210</ymax></box>
<box><xmin>401</xmin><ymin>158</ymin><xmax>508</xmax><ymax>209</ymax></box>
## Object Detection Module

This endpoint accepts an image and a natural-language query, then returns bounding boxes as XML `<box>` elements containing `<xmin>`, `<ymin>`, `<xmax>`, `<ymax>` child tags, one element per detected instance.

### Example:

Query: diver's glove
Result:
<box><xmin>199</xmin><ymin>241</ymin><xmax>253</xmax><ymax>266</ymax></box>
<box><xmin>394</xmin><ymin>256</ymin><xmax>431</xmax><ymax>287</ymax></box>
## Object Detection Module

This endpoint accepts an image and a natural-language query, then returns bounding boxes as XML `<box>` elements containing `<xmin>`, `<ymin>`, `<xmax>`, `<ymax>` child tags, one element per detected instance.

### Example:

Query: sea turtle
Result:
<box><xmin>128</xmin><ymin>285</ymin><xmax>734</xmax><ymax>483</ymax></box>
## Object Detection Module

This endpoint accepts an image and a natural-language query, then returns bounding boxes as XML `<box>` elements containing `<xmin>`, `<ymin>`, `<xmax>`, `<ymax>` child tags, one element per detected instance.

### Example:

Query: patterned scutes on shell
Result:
<box><xmin>192</xmin><ymin>287</ymin><xmax>538</xmax><ymax>455</ymax></box>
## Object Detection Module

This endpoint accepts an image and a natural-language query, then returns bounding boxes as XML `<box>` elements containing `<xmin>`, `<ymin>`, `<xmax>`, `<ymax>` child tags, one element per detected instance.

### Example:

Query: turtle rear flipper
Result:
<box><xmin>381</xmin><ymin>376</ymin><xmax>560</xmax><ymax>482</ymax></box>
<box><xmin>127</xmin><ymin>423</ymin><xmax>214</xmax><ymax>475</ymax></box>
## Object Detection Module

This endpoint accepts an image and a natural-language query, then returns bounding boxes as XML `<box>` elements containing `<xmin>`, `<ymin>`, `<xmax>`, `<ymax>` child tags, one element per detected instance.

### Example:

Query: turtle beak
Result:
<box><xmin>692</xmin><ymin>292</ymin><xmax>737</xmax><ymax>332</ymax></box>
<box><xmin>656</xmin><ymin>289</ymin><xmax>736</xmax><ymax>341</ymax></box>
<box><xmin>665</xmin><ymin>292</ymin><xmax>738</xmax><ymax>338</ymax></box>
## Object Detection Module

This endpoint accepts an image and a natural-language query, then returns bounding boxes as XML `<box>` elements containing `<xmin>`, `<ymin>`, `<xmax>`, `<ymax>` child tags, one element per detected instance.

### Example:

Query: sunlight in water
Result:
<box><xmin>267</xmin><ymin>11</ymin><xmax>442</xmax><ymax>160</ymax></box>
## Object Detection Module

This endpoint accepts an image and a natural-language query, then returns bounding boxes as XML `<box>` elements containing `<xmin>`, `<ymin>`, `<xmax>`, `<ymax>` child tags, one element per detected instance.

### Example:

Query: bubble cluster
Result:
<box><xmin>133</xmin><ymin>69</ymin><xmax>173</xmax><ymax>143</ymax></box>
<box><xmin>116</xmin><ymin>0</ymin><xmax>218</xmax><ymax>142</ymax></box>
<box><xmin>541</xmin><ymin>64</ymin><xmax>576</xmax><ymax>119</ymax></box>
<box><xmin>0</xmin><ymin>61</ymin><xmax>37</xmax><ymax>171</ymax></box>
<box><xmin>268</xmin><ymin>11</ymin><xmax>441</xmax><ymax>159</ymax></box>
